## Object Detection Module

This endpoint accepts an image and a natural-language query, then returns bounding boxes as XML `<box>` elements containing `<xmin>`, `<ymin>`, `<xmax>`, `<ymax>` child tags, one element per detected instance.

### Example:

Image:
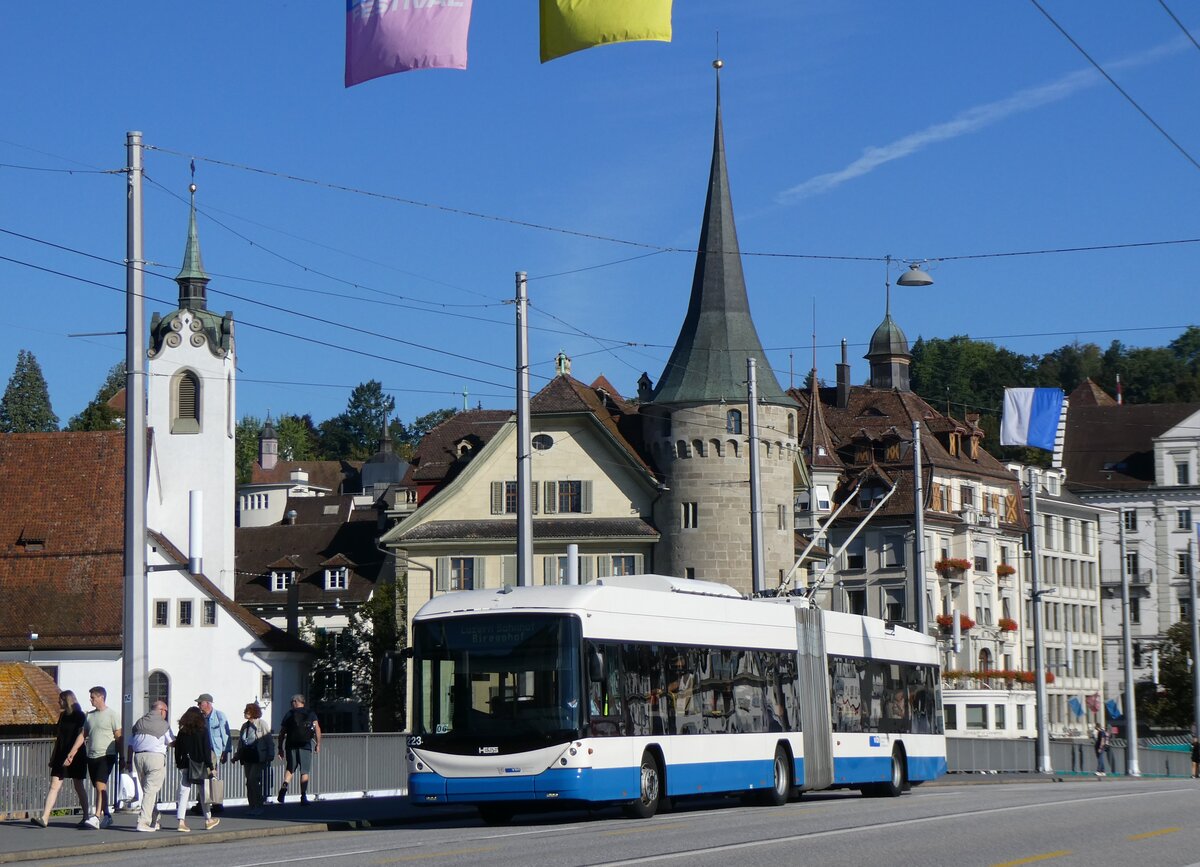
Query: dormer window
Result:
<box><xmin>171</xmin><ymin>369</ymin><xmax>201</xmax><ymax>434</ymax></box>
<box><xmin>325</xmin><ymin>566</ymin><xmax>349</xmax><ymax>591</ymax></box>
<box><xmin>271</xmin><ymin>570</ymin><xmax>295</xmax><ymax>592</ymax></box>
<box><xmin>455</xmin><ymin>439</ymin><xmax>473</xmax><ymax>458</ymax></box>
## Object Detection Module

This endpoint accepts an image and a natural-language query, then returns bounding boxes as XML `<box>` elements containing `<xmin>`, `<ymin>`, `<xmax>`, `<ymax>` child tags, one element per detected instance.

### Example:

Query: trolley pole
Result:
<box><xmin>912</xmin><ymin>421</ymin><xmax>927</xmax><ymax>634</ymax></box>
<box><xmin>746</xmin><ymin>358</ymin><xmax>764</xmax><ymax>596</ymax></box>
<box><xmin>1189</xmin><ymin>532</ymin><xmax>1198</xmax><ymax>740</ymax></box>
<box><xmin>515</xmin><ymin>271</ymin><xmax>532</xmax><ymax>587</ymax></box>
<box><xmin>1028</xmin><ymin>468</ymin><xmax>1052</xmax><ymax>774</ymax></box>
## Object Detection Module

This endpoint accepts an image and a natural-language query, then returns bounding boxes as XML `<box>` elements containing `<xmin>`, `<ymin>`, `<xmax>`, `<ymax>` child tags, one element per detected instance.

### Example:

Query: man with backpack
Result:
<box><xmin>277</xmin><ymin>694</ymin><xmax>321</xmax><ymax>805</ymax></box>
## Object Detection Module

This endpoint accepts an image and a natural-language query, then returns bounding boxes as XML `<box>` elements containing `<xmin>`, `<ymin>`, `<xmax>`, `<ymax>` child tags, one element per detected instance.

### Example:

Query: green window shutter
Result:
<box><xmin>543</xmin><ymin>556</ymin><xmax>556</xmax><ymax>585</ymax></box>
<box><xmin>634</xmin><ymin>553</ymin><xmax>644</xmax><ymax>574</ymax></box>
<box><xmin>543</xmin><ymin>480</ymin><xmax>558</xmax><ymax>514</ymax></box>
<box><xmin>474</xmin><ymin>557</ymin><xmax>487</xmax><ymax>590</ymax></box>
<box><xmin>531</xmin><ymin>481</ymin><xmax>538</xmax><ymax>514</ymax></box>
<box><xmin>501</xmin><ymin>555</ymin><xmax>516</xmax><ymax>585</ymax></box>
<box><xmin>435</xmin><ymin>557</ymin><xmax>449</xmax><ymax>592</ymax></box>
<box><xmin>490</xmin><ymin>481</ymin><xmax>503</xmax><ymax>515</ymax></box>
<box><xmin>580</xmin><ymin>556</ymin><xmax>593</xmax><ymax>582</ymax></box>
<box><xmin>596</xmin><ymin>555</ymin><xmax>610</xmax><ymax>578</ymax></box>
<box><xmin>582</xmin><ymin>480</ymin><xmax>593</xmax><ymax>514</ymax></box>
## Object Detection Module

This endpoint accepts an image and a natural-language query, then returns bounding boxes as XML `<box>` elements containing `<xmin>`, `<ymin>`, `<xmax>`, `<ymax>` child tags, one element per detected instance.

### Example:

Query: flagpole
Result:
<box><xmin>1027</xmin><ymin>468</ymin><xmax>1052</xmax><ymax>774</ymax></box>
<box><xmin>1118</xmin><ymin>516</ymin><xmax>1141</xmax><ymax>775</ymax></box>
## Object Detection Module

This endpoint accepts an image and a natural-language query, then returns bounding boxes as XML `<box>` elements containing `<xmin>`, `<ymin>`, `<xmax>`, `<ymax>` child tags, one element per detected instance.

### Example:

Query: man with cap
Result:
<box><xmin>195</xmin><ymin>693</ymin><xmax>230</xmax><ymax>814</ymax></box>
<box><xmin>277</xmin><ymin>694</ymin><xmax>321</xmax><ymax>805</ymax></box>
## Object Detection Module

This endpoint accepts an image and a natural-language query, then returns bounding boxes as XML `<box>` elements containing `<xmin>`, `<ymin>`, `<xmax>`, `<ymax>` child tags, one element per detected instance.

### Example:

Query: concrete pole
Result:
<box><xmin>1028</xmin><ymin>468</ymin><xmax>1052</xmax><ymax>774</ymax></box>
<box><xmin>515</xmin><ymin>272</ymin><xmax>532</xmax><ymax>587</ymax></box>
<box><xmin>122</xmin><ymin>131</ymin><xmax>148</xmax><ymax>742</ymax></box>
<box><xmin>1118</xmin><ymin>516</ymin><xmax>1141</xmax><ymax>775</ymax></box>
<box><xmin>912</xmin><ymin>421</ymin><xmax>927</xmax><ymax>633</ymax></box>
<box><xmin>747</xmin><ymin>358</ymin><xmax>765</xmax><ymax>596</ymax></box>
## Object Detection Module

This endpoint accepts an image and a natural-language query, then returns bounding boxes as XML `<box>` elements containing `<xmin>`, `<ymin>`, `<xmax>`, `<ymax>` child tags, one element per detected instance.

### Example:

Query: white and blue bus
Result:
<box><xmin>406</xmin><ymin>575</ymin><xmax>945</xmax><ymax>822</ymax></box>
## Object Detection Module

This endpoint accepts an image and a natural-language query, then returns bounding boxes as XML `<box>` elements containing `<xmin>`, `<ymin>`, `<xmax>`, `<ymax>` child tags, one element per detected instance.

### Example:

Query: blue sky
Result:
<box><xmin>2</xmin><ymin>2</ymin><xmax>1198</xmax><ymax>429</ymax></box>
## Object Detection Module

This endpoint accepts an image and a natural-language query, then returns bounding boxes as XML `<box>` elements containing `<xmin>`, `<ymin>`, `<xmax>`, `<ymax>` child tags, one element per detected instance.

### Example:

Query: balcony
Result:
<box><xmin>1100</xmin><ymin>569</ymin><xmax>1153</xmax><ymax>587</ymax></box>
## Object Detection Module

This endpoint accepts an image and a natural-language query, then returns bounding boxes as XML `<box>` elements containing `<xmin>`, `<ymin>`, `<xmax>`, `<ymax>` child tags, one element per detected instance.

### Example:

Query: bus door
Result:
<box><xmin>795</xmin><ymin>607</ymin><xmax>833</xmax><ymax>790</ymax></box>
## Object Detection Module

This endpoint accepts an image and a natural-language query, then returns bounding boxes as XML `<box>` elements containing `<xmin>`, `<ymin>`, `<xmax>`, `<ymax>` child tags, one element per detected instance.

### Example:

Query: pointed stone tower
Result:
<box><xmin>643</xmin><ymin>69</ymin><xmax>800</xmax><ymax>595</ymax></box>
<box><xmin>147</xmin><ymin>186</ymin><xmax>237</xmax><ymax>596</ymax></box>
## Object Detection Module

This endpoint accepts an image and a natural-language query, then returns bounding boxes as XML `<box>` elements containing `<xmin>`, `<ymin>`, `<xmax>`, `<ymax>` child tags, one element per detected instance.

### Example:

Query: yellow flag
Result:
<box><xmin>540</xmin><ymin>0</ymin><xmax>673</xmax><ymax>63</ymax></box>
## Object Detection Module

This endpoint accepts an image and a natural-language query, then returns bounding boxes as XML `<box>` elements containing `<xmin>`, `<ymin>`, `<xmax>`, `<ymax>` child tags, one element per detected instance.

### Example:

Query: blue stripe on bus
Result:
<box><xmin>410</xmin><ymin>755</ymin><xmax>810</xmax><ymax>805</ymax></box>
<box><xmin>832</xmin><ymin>754</ymin><xmax>947</xmax><ymax>785</ymax></box>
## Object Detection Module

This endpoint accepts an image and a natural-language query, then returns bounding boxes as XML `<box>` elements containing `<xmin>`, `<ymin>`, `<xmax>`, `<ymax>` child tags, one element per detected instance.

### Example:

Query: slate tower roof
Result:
<box><xmin>650</xmin><ymin>76</ymin><xmax>788</xmax><ymax>407</ymax></box>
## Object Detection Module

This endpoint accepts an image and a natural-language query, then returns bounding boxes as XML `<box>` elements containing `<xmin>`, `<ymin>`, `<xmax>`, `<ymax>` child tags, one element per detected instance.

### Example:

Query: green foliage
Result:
<box><xmin>0</xmin><ymin>349</ymin><xmax>58</xmax><ymax>432</ymax></box>
<box><xmin>234</xmin><ymin>415</ymin><xmax>262</xmax><ymax>485</ymax></box>
<box><xmin>361</xmin><ymin>580</ymin><xmax>405</xmax><ymax>731</ymax></box>
<box><xmin>317</xmin><ymin>380</ymin><xmax>396</xmax><ymax>460</ymax></box>
<box><xmin>1143</xmin><ymin>621</ymin><xmax>1195</xmax><ymax>730</ymax></box>
<box><xmin>306</xmin><ymin>610</ymin><xmax>374</xmax><ymax>723</ymax></box>
<box><xmin>275</xmin><ymin>413</ymin><xmax>319</xmax><ymax>462</ymax></box>
<box><xmin>67</xmin><ymin>362</ymin><xmax>126</xmax><ymax>431</ymax></box>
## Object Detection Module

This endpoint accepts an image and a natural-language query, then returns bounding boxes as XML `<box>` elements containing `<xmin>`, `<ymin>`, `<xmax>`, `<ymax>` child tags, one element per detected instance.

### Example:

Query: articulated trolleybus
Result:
<box><xmin>406</xmin><ymin>575</ymin><xmax>945</xmax><ymax>822</ymax></box>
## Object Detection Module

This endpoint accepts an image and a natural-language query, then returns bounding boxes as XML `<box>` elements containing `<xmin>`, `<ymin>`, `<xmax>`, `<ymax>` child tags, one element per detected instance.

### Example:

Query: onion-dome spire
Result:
<box><xmin>175</xmin><ymin>181</ymin><xmax>209</xmax><ymax>310</ymax></box>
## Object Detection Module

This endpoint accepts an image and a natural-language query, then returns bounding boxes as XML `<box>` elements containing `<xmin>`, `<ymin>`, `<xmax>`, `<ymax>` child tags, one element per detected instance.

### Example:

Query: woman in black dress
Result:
<box><xmin>31</xmin><ymin>690</ymin><xmax>88</xmax><ymax>827</ymax></box>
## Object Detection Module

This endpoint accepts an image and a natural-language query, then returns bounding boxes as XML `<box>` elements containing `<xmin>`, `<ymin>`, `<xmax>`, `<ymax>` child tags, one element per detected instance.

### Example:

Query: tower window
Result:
<box><xmin>172</xmin><ymin>370</ymin><xmax>201</xmax><ymax>434</ymax></box>
<box><xmin>726</xmin><ymin>410</ymin><xmax>742</xmax><ymax>434</ymax></box>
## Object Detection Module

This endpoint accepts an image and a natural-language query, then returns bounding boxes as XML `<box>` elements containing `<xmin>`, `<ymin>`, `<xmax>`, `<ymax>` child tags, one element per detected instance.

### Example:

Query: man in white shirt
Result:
<box><xmin>126</xmin><ymin>701</ymin><xmax>173</xmax><ymax>832</ymax></box>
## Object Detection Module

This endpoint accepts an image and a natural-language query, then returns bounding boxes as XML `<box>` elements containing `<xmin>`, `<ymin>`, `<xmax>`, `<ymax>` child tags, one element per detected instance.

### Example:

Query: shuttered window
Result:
<box><xmin>172</xmin><ymin>370</ymin><xmax>201</xmax><ymax>434</ymax></box>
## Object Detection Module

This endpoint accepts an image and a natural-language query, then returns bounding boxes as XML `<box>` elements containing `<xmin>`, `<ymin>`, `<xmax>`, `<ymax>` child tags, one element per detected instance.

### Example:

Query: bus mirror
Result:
<box><xmin>588</xmin><ymin>649</ymin><xmax>605</xmax><ymax>682</ymax></box>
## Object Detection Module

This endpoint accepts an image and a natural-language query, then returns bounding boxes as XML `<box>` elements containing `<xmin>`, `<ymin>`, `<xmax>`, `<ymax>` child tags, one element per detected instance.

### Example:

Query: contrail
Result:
<box><xmin>777</xmin><ymin>36</ymin><xmax>1188</xmax><ymax>203</ymax></box>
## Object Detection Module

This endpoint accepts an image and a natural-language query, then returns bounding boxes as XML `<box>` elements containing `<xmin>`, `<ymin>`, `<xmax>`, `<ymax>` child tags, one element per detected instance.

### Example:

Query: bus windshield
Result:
<box><xmin>412</xmin><ymin>613</ymin><xmax>583</xmax><ymax>751</ymax></box>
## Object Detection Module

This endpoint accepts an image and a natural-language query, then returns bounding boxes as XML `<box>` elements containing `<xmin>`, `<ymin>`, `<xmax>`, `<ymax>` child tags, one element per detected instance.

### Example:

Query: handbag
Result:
<box><xmin>206</xmin><ymin>776</ymin><xmax>225</xmax><ymax>806</ymax></box>
<box><xmin>187</xmin><ymin>758</ymin><xmax>207</xmax><ymax>785</ymax></box>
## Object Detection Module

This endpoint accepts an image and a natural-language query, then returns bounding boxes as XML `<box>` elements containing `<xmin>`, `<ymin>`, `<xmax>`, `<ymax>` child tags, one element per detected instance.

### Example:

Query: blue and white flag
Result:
<box><xmin>1000</xmin><ymin>387</ymin><xmax>1065</xmax><ymax>451</ymax></box>
<box><xmin>1105</xmin><ymin>698</ymin><xmax>1122</xmax><ymax>720</ymax></box>
<box><xmin>1068</xmin><ymin>696</ymin><xmax>1084</xmax><ymax>719</ymax></box>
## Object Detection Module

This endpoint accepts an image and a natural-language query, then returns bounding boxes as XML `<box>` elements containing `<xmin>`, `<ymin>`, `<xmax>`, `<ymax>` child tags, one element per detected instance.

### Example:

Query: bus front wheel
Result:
<box><xmin>624</xmin><ymin>751</ymin><xmax>662</xmax><ymax>819</ymax></box>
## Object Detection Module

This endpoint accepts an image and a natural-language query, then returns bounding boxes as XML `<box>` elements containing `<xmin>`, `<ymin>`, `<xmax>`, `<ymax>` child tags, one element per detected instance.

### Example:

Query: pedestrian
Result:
<box><xmin>277</xmin><ymin>694</ymin><xmax>321</xmax><ymax>805</ymax></box>
<box><xmin>62</xmin><ymin>686</ymin><xmax>122</xmax><ymax>829</ymax></box>
<box><xmin>1190</xmin><ymin>736</ymin><xmax>1199</xmax><ymax>779</ymax></box>
<box><xmin>1093</xmin><ymin>722</ymin><xmax>1109</xmax><ymax>777</ymax></box>
<box><xmin>195</xmin><ymin>693</ymin><xmax>230</xmax><ymax>814</ymax></box>
<box><xmin>126</xmin><ymin>700</ymin><xmax>173</xmax><ymax>832</ymax></box>
<box><xmin>173</xmin><ymin>707</ymin><xmax>219</xmax><ymax>831</ymax></box>
<box><xmin>236</xmin><ymin>702</ymin><xmax>273</xmax><ymax>814</ymax></box>
<box><xmin>31</xmin><ymin>690</ymin><xmax>89</xmax><ymax>828</ymax></box>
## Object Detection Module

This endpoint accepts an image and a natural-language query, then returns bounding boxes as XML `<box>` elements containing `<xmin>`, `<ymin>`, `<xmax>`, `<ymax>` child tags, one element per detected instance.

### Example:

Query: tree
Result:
<box><xmin>234</xmin><ymin>415</ymin><xmax>263</xmax><ymax>485</ymax></box>
<box><xmin>67</xmin><ymin>362</ymin><xmax>126</xmax><ymax>431</ymax></box>
<box><xmin>360</xmin><ymin>581</ymin><xmax>404</xmax><ymax>731</ymax></box>
<box><xmin>0</xmin><ymin>349</ymin><xmax>58</xmax><ymax>432</ymax></box>
<box><xmin>302</xmin><ymin>609</ymin><xmax>374</xmax><ymax>732</ymax></box>
<box><xmin>1144</xmin><ymin>621</ymin><xmax>1194</xmax><ymax>730</ymax></box>
<box><xmin>275</xmin><ymin>413</ymin><xmax>319</xmax><ymax>462</ymax></box>
<box><xmin>317</xmin><ymin>380</ymin><xmax>395</xmax><ymax>460</ymax></box>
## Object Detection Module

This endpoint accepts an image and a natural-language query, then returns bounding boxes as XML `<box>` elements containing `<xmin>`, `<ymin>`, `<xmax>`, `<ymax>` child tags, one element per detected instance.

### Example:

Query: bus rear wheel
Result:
<box><xmin>864</xmin><ymin>752</ymin><xmax>905</xmax><ymax>798</ymax></box>
<box><xmin>623</xmin><ymin>751</ymin><xmax>662</xmax><ymax>819</ymax></box>
<box><xmin>763</xmin><ymin>745</ymin><xmax>792</xmax><ymax>806</ymax></box>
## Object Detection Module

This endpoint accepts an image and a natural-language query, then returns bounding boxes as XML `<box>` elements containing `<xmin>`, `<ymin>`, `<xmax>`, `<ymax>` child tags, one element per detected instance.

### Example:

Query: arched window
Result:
<box><xmin>788</xmin><ymin>414</ymin><xmax>795</xmax><ymax>438</ymax></box>
<box><xmin>171</xmin><ymin>370</ymin><xmax>201</xmax><ymax>434</ymax></box>
<box><xmin>676</xmin><ymin>439</ymin><xmax>689</xmax><ymax>459</ymax></box>
<box><xmin>726</xmin><ymin>409</ymin><xmax>742</xmax><ymax>434</ymax></box>
<box><xmin>692</xmin><ymin>439</ymin><xmax>705</xmax><ymax>457</ymax></box>
<box><xmin>709</xmin><ymin>438</ymin><xmax>722</xmax><ymax>457</ymax></box>
<box><xmin>727</xmin><ymin>439</ymin><xmax>740</xmax><ymax>458</ymax></box>
<box><xmin>978</xmin><ymin>648</ymin><xmax>993</xmax><ymax>672</ymax></box>
<box><xmin>148</xmin><ymin>670</ymin><xmax>170</xmax><ymax>710</ymax></box>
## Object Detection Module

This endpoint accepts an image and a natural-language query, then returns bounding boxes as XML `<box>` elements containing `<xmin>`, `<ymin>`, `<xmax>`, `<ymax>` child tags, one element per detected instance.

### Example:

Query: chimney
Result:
<box><xmin>286</xmin><ymin>578</ymin><xmax>300</xmax><ymax>636</ymax></box>
<box><xmin>284</xmin><ymin>509</ymin><xmax>298</xmax><ymax>526</ymax></box>
<box><xmin>836</xmin><ymin>339</ymin><xmax>851</xmax><ymax>409</ymax></box>
<box><xmin>290</xmin><ymin>467</ymin><xmax>309</xmax><ymax>486</ymax></box>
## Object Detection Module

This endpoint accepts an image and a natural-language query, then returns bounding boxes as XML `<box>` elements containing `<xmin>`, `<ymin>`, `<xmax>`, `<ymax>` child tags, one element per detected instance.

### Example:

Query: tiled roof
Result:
<box><xmin>282</xmin><ymin>495</ymin><xmax>376</xmax><ymax>526</ymax></box>
<box><xmin>0</xmin><ymin>432</ymin><xmax>125</xmax><ymax>651</ymax></box>
<box><xmin>408</xmin><ymin>410</ymin><xmax>511</xmax><ymax>484</ymax></box>
<box><xmin>788</xmin><ymin>386</ymin><xmax>1026</xmax><ymax>527</ymax></box>
<box><xmin>0</xmin><ymin>663</ymin><xmax>61</xmax><ymax>727</ymax></box>
<box><xmin>1062</xmin><ymin>402</ymin><xmax>1200</xmax><ymax>491</ymax></box>
<box><xmin>392</xmin><ymin>517</ymin><xmax>659</xmax><ymax>543</ymax></box>
<box><xmin>249</xmin><ymin>460</ymin><xmax>363</xmax><ymax>495</ymax></box>
<box><xmin>235</xmin><ymin>520</ymin><xmax>386</xmax><ymax>609</ymax></box>
<box><xmin>532</xmin><ymin>376</ymin><xmax>656</xmax><ymax>477</ymax></box>
<box><xmin>1068</xmin><ymin>379</ymin><xmax>1118</xmax><ymax>407</ymax></box>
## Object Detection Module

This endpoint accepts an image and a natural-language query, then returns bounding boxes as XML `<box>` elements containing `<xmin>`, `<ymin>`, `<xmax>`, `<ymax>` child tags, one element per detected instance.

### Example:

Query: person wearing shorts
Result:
<box><xmin>64</xmin><ymin>686</ymin><xmax>122</xmax><ymax>829</ymax></box>
<box><xmin>276</xmin><ymin>695</ymin><xmax>320</xmax><ymax>805</ymax></box>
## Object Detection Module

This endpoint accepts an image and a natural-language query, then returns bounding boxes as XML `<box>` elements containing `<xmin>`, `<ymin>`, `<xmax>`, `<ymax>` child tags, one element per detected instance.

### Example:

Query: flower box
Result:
<box><xmin>996</xmin><ymin>564</ymin><xmax>1017</xmax><ymax>577</ymax></box>
<box><xmin>934</xmin><ymin>558</ymin><xmax>972</xmax><ymax>579</ymax></box>
<box><xmin>936</xmin><ymin>613</ymin><xmax>975</xmax><ymax>632</ymax></box>
<box><xmin>998</xmin><ymin>617</ymin><xmax>1018</xmax><ymax>632</ymax></box>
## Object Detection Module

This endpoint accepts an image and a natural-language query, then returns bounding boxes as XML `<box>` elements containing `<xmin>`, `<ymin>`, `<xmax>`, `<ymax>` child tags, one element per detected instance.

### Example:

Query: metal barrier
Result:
<box><xmin>0</xmin><ymin>733</ymin><xmax>411</xmax><ymax>819</ymax></box>
<box><xmin>947</xmin><ymin>736</ymin><xmax>1195</xmax><ymax>777</ymax></box>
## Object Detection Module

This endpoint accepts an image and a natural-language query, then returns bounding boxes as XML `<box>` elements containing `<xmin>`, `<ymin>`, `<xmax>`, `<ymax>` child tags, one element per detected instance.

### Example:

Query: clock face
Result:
<box><xmin>532</xmin><ymin>434</ymin><xmax>554</xmax><ymax>451</ymax></box>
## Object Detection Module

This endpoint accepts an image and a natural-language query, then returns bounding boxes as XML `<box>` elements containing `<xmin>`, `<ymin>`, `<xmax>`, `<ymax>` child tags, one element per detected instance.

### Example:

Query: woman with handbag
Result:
<box><xmin>173</xmin><ymin>707</ymin><xmax>219</xmax><ymax>831</ymax></box>
<box><xmin>237</xmin><ymin>702</ymin><xmax>272</xmax><ymax>814</ymax></box>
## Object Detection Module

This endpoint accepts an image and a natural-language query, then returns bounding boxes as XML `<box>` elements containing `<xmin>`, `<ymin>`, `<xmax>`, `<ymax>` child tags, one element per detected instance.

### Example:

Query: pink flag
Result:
<box><xmin>345</xmin><ymin>0</ymin><xmax>473</xmax><ymax>87</ymax></box>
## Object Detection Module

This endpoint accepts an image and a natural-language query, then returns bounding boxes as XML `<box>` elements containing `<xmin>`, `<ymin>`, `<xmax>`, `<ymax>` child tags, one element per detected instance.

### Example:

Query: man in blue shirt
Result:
<box><xmin>196</xmin><ymin>693</ymin><xmax>230</xmax><ymax>813</ymax></box>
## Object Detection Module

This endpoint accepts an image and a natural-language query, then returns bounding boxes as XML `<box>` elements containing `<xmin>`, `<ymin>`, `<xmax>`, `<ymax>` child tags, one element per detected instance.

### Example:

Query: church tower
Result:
<box><xmin>642</xmin><ymin>68</ymin><xmax>800</xmax><ymax>596</ymax></box>
<box><xmin>146</xmin><ymin>186</ymin><xmax>237</xmax><ymax>596</ymax></box>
